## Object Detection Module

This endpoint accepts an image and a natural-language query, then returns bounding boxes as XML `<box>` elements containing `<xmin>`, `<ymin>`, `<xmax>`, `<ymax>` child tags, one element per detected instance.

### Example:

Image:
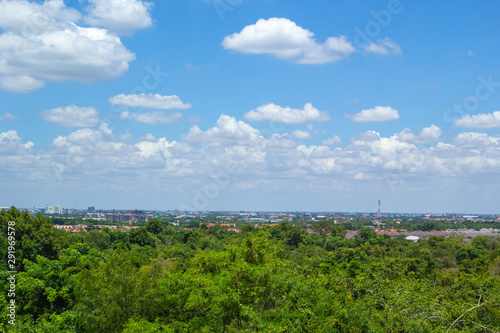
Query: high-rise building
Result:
<box><xmin>46</xmin><ymin>205</ymin><xmax>63</xmax><ymax>214</ymax></box>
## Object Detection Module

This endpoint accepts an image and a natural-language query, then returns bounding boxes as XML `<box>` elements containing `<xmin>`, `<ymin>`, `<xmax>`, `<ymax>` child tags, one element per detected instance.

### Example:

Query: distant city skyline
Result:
<box><xmin>1</xmin><ymin>1</ymin><xmax>500</xmax><ymax>213</ymax></box>
<box><xmin>6</xmin><ymin>205</ymin><xmax>499</xmax><ymax>217</ymax></box>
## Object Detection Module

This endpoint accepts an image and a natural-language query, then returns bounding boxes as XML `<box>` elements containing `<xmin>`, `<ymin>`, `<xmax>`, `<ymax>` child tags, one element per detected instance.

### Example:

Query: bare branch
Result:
<box><xmin>446</xmin><ymin>301</ymin><xmax>488</xmax><ymax>333</ymax></box>
<box><xmin>465</xmin><ymin>320</ymin><xmax>494</xmax><ymax>332</ymax></box>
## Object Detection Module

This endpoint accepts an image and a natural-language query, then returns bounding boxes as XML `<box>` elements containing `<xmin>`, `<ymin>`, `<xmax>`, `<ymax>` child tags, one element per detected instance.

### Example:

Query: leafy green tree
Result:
<box><xmin>0</xmin><ymin>208</ymin><xmax>67</xmax><ymax>271</ymax></box>
<box><xmin>70</xmin><ymin>229</ymin><xmax>112</xmax><ymax>251</ymax></box>
<box><xmin>129</xmin><ymin>227</ymin><xmax>159</xmax><ymax>247</ymax></box>
<box><xmin>313</xmin><ymin>219</ymin><xmax>336</xmax><ymax>235</ymax></box>
<box><xmin>145</xmin><ymin>218</ymin><xmax>163</xmax><ymax>235</ymax></box>
<box><xmin>240</xmin><ymin>223</ymin><xmax>256</xmax><ymax>233</ymax></box>
<box><xmin>72</xmin><ymin>245</ymin><xmax>156</xmax><ymax>332</ymax></box>
<box><xmin>285</xmin><ymin>226</ymin><xmax>305</xmax><ymax>247</ymax></box>
<box><xmin>331</xmin><ymin>225</ymin><xmax>347</xmax><ymax>238</ymax></box>
<box><xmin>123</xmin><ymin>319</ymin><xmax>174</xmax><ymax>332</ymax></box>
<box><xmin>3</xmin><ymin>206</ymin><xmax>500</xmax><ymax>332</ymax></box>
<box><xmin>456</xmin><ymin>246</ymin><xmax>480</xmax><ymax>264</ymax></box>
<box><xmin>16</xmin><ymin>256</ymin><xmax>71</xmax><ymax>320</ymax></box>
<box><xmin>355</xmin><ymin>227</ymin><xmax>377</xmax><ymax>242</ymax></box>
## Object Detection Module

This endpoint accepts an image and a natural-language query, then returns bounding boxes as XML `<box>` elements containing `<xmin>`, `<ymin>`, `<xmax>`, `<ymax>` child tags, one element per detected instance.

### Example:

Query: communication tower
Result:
<box><xmin>374</xmin><ymin>200</ymin><xmax>381</xmax><ymax>225</ymax></box>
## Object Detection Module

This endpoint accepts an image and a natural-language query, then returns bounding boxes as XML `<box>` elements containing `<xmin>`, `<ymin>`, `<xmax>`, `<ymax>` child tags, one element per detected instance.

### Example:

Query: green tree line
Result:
<box><xmin>1</xmin><ymin>207</ymin><xmax>499</xmax><ymax>332</ymax></box>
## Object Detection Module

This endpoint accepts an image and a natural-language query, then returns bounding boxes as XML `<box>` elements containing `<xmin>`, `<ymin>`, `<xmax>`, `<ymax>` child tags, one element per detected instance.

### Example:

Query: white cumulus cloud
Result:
<box><xmin>322</xmin><ymin>135</ymin><xmax>341</xmax><ymax>145</ymax></box>
<box><xmin>5</xmin><ymin>116</ymin><xmax>500</xmax><ymax>212</ymax></box>
<box><xmin>292</xmin><ymin>130</ymin><xmax>312</xmax><ymax>139</ymax></box>
<box><xmin>397</xmin><ymin>125</ymin><xmax>441</xmax><ymax>143</ymax></box>
<box><xmin>452</xmin><ymin>132</ymin><xmax>500</xmax><ymax>148</ymax></box>
<box><xmin>0</xmin><ymin>0</ymin><xmax>138</xmax><ymax>93</ymax></box>
<box><xmin>119</xmin><ymin>111</ymin><xmax>183</xmax><ymax>124</ymax></box>
<box><xmin>0</xmin><ymin>0</ymin><xmax>81</xmax><ymax>33</ymax></box>
<box><xmin>244</xmin><ymin>103</ymin><xmax>330</xmax><ymax>124</ymax></box>
<box><xmin>84</xmin><ymin>0</ymin><xmax>154</xmax><ymax>35</ymax></box>
<box><xmin>0</xmin><ymin>130</ymin><xmax>34</xmax><ymax>153</ymax></box>
<box><xmin>40</xmin><ymin>106</ymin><xmax>100</xmax><ymax>127</ymax></box>
<box><xmin>109</xmin><ymin>93</ymin><xmax>192</xmax><ymax>109</ymax></box>
<box><xmin>0</xmin><ymin>76</ymin><xmax>45</xmax><ymax>93</ymax></box>
<box><xmin>185</xmin><ymin>114</ymin><xmax>262</xmax><ymax>148</ymax></box>
<box><xmin>53</xmin><ymin>123</ymin><xmax>113</xmax><ymax>147</ymax></box>
<box><xmin>222</xmin><ymin>18</ymin><xmax>355</xmax><ymax>64</ymax></box>
<box><xmin>453</xmin><ymin>111</ymin><xmax>500</xmax><ymax>129</ymax></box>
<box><xmin>350</xmin><ymin>106</ymin><xmax>400</xmax><ymax>122</ymax></box>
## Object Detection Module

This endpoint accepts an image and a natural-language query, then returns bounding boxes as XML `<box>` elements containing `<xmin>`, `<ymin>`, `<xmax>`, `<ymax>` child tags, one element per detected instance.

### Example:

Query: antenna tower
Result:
<box><xmin>375</xmin><ymin>200</ymin><xmax>381</xmax><ymax>225</ymax></box>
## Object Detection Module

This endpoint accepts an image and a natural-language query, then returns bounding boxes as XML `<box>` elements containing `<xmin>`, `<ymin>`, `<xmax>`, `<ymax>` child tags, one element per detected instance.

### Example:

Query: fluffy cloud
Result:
<box><xmin>135</xmin><ymin>136</ymin><xmax>177</xmax><ymax>158</ymax></box>
<box><xmin>53</xmin><ymin>123</ymin><xmax>113</xmax><ymax>147</ymax></box>
<box><xmin>452</xmin><ymin>132</ymin><xmax>500</xmax><ymax>148</ymax></box>
<box><xmin>119</xmin><ymin>111</ymin><xmax>183</xmax><ymax>124</ymax></box>
<box><xmin>0</xmin><ymin>0</ymin><xmax>139</xmax><ymax>93</ymax></box>
<box><xmin>244</xmin><ymin>103</ymin><xmax>330</xmax><ymax>124</ymax></box>
<box><xmin>185</xmin><ymin>114</ymin><xmax>262</xmax><ymax>147</ymax></box>
<box><xmin>0</xmin><ymin>76</ymin><xmax>45</xmax><ymax>93</ymax></box>
<box><xmin>109</xmin><ymin>93</ymin><xmax>192</xmax><ymax>109</ymax></box>
<box><xmin>40</xmin><ymin>106</ymin><xmax>100</xmax><ymax>127</ymax></box>
<box><xmin>53</xmin><ymin>128</ymin><xmax>103</xmax><ymax>147</ymax></box>
<box><xmin>364</xmin><ymin>38</ymin><xmax>402</xmax><ymax>55</ymax></box>
<box><xmin>292</xmin><ymin>130</ymin><xmax>312</xmax><ymax>139</ymax></box>
<box><xmin>0</xmin><ymin>24</ymin><xmax>135</xmax><ymax>92</ymax></box>
<box><xmin>397</xmin><ymin>125</ymin><xmax>441</xmax><ymax>143</ymax></box>
<box><xmin>322</xmin><ymin>135</ymin><xmax>341</xmax><ymax>145</ymax></box>
<box><xmin>453</xmin><ymin>111</ymin><xmax>500</xmax><ymax>129</ymax></box>
<box><xmin>0</xmin><ymin>130</ymin><xmax>33</xmax><ymax>153</ymax></box>
<box><xmin>84</xmin><ymin>0</ymin><xmax>153</xmax><ymax>35</ymax></box>
<box><xmin>17</xmin><ymin>118</ymin><xmax>472</xmax><ymax>182</ymax></box>
<box><xmin>350</xmin><ymin>106</ymin><xmax>400</xmax><ymax>122</ymax></box>
<box><xmin>347</xmin><ymin>131</ymin><xmax>443</xmax><ymax>175</ymax></box>
<box><xmin>222</xmin><ymin>18</ymin><xmax>355</xmax><ymax>64</ymax></box>
<box><xmin>0</xmin><ymin>0</ymin><xmax>81</xmax><ymax>33</ymax></box>
<box><xmin>20</xmin><ymin>120</ymin><xmax>472</xmax><ymax>180</ymax></box>
<box><xmin>419</xmin><ymin>125</ymin><xmax>442</xmax><ymax>141</ymax></box>
<box><xmin>4</xmin><ymin>116</ymin><xmax>500</xmax><ymax>211</ymax></box>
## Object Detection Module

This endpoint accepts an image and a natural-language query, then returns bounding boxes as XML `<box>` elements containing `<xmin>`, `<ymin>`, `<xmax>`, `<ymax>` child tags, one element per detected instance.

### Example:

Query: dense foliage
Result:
<box><xmin>1</xmin><ymin>208</ymin><xmax>500</xmax><ymax>332</ymax></box>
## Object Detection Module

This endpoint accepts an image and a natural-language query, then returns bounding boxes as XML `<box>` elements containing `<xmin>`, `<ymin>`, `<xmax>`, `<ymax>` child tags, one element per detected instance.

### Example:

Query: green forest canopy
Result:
<box><xmin>1</xmin><ymin>207</ymin><xmax>499</xmax><ymax>332</ymax></box>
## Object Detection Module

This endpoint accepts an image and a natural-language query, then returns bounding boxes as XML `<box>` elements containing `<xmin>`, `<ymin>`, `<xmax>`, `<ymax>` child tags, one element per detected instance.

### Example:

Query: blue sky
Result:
<box><xmin>1</xmin><ymin>0</ymin><xmax>500</xmax><ymax>213</ymax></box>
